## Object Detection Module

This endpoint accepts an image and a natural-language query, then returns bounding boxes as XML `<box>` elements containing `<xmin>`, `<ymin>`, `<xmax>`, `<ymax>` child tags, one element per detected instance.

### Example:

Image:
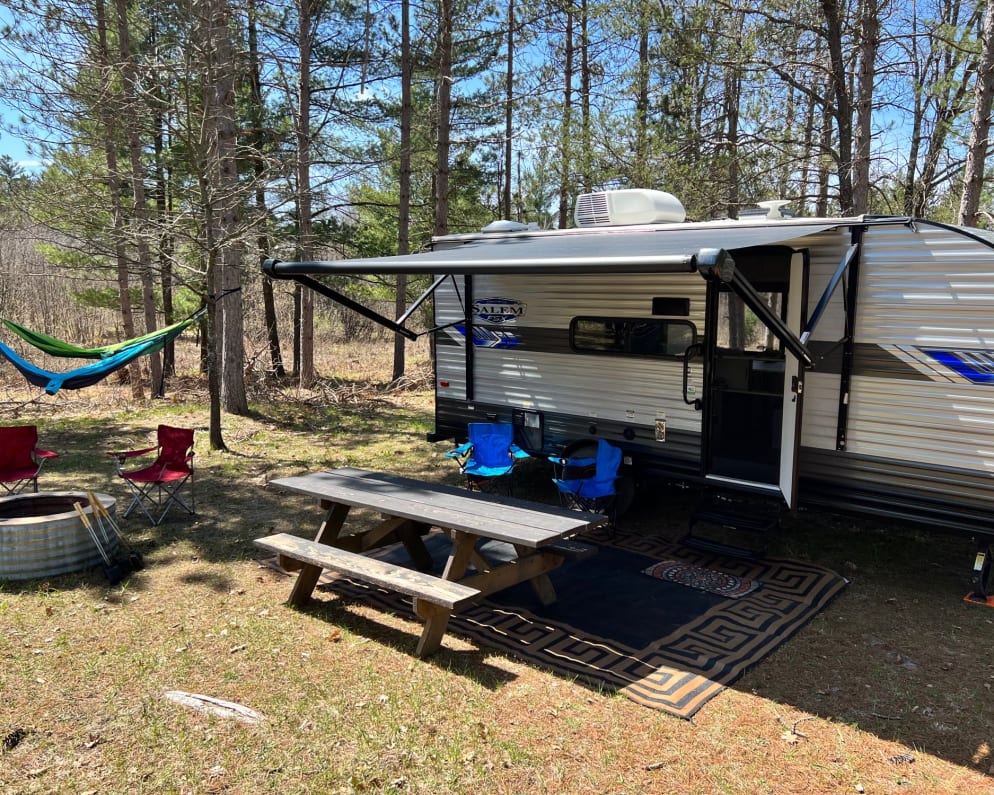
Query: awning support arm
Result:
<box><xmin>696</xmin><ymin>248</ymin><xmax>814</xmax><ymax>368</ymax></box>
<box><xmin>264</xmin><ymin>264</ymin><xmax>419</xmax><ymax>341</ymax></box>
<box><xmin>801</xmin><ymin>245</ymin><xmax>859</xmax><ymax>344</ymax></box>
<box><xmin>397</xmin><ymin>274</ymin><xmax>450</xmax><ymax>326</ymax></box>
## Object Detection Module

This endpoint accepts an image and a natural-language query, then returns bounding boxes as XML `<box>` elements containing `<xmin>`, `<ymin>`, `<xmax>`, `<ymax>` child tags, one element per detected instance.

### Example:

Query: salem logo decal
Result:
<box><xmin>472</xmin><ymin>297</ymin><xmax>526</xmax><ymax>324</ymax></box>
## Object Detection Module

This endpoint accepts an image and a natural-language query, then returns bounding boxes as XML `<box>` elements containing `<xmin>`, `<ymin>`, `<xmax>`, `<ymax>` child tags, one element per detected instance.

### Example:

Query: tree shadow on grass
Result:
<box><xmin>294</xmin><ymin>593</ymin><xmax>517</xmax><ymax>690</ymax></box>
<box><xmin>14</xmin><ymin>405</ymin><xmax>994</xmax><ymax>778</ymax></box>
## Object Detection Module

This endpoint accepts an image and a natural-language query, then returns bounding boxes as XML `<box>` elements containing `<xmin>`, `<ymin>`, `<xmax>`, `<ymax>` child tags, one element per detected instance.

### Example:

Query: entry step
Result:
<box><xmin>682</xmin><ymin>490</ymin><xmax>781</xmax><ymax>559</ymax></box>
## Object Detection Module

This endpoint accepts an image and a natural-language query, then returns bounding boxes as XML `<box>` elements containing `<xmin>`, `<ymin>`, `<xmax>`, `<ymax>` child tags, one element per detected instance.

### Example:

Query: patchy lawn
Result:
<box><xmin>2</xmin><ymin>360</ymin><xmax>994</xmax><ymax>794</ymax></box>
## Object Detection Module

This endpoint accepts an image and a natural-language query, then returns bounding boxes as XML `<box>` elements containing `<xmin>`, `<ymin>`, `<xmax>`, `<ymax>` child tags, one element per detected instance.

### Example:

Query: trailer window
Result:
<box><xmin>719</xmin><ymin>290</ymin><xmax>785</xmax><ymax>354</ymax></box>
<box><xmin>571</xmin><ymin>317</ymin><xmax>696</xmax><ymax>358</ymax></box>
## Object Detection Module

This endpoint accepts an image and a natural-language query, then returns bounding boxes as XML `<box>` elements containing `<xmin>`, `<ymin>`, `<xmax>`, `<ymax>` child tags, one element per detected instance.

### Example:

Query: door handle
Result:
<box><xmin>683</xmin><ymin>343</ymin><xmax>703</xmax><ymax>410</ymax></box>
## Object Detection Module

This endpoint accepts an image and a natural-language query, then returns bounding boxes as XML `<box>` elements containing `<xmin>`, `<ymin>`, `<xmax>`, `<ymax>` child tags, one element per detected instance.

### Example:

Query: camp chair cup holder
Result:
<box><xmin>109</xmin><ymin>425</ymin><xmax>196</xmax><ymax>526</ymax></box>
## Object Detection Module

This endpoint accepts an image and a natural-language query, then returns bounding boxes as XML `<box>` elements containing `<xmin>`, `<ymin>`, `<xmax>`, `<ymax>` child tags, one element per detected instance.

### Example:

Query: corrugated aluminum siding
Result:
<box><xmin>847</xmin><ymin>223</ymin><xmax>994</xmax><ymax>474</ymax></box>
<box><xmin>795</xmin><ymin>228</ymin><xmax>854</xmax><ymax>451</ymax></box>
<box><xmin>467</xmin><ymin>272</ymin><xmax>707</xmax><ymax>433</ymax></box>
<box><xmin>434</xmin><ymin>276</ymin><xmax>467</xmax><ymax>400</ymax></box>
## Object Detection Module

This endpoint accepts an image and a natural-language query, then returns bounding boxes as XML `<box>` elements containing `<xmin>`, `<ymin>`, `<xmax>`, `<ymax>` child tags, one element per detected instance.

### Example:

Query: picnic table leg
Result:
<box><xmin>282</xmin><ymin>502</ymin><xmax>352</xmax><ymax>605</ymax></box>
<box><xmin>410</xmin><ymin>529</ymin><xmax>477</xmax><ymax>646</ymax></box>
<box><xmin>315</xmin><ymin>501</ymin><xmax>351</xmax><ymax>544</ymax></box>
<box><xmin>397</xmin><ymin>521</ymin><xmax>434</xmax><ymax>572</ymax></box>
<box><xmin>442</xmin><ymin>531</ymin><xmax>476</xmax><ymax>581</ymax></box>
<box><xmin>413</xmin><ymin>601</ymin><xmax>452</xmax><ymax>657</ymax></box>
<box><xmin>288</xmin><ymin>562</ymin><xmax>323</xmax><ymax>607</ymax></box>
<box><xmin>515</xmin><ymin>544</ymin><xmax>558</xmax><ymax>606</ymax></box>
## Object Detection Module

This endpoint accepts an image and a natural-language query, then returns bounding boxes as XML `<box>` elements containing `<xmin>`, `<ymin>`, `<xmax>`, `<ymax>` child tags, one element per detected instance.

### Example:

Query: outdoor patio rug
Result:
<box><xmin>275</xmin><ymin>527</ymin><xmax>847</xmax><ymax>719</ymax></box>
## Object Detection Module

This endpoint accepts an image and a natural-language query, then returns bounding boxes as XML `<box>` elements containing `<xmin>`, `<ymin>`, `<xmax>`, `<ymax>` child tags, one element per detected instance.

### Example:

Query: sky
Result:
<box><xmin>0</xmin><ymin>6</ymin><xmax>46</xmax><ymax>172</ymax></box>
<box><xmin>0</xmin><ymin>118</ymin><xmax>38</xmax><ymax>169</ymax></box>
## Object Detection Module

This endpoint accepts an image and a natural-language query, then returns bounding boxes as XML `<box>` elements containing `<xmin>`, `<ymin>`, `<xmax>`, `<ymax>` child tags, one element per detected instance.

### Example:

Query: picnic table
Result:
<box><xmin>255</xmin><ymin>467</ymin><xmax>605</xmax><ymax>656</ymax></box>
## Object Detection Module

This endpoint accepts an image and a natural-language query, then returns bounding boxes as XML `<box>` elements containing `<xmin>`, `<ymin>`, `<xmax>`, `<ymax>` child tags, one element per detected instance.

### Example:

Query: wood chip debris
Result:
<box><xmin>164</xmin><ymin>691</ymin><xmax>265</xmax><ymax>724</ymax></box>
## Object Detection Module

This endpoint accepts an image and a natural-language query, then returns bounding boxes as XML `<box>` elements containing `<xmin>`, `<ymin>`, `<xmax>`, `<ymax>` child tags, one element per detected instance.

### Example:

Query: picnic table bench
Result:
<box><xmin>256</xmin><ymin>467</ymin><xmax>605</xmax><ymax>656</ymax></box>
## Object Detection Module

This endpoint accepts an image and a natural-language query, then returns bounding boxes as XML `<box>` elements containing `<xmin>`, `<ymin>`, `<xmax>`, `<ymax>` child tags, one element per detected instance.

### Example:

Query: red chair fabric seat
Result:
<box><xmin>0</xmin><ymin>425</ymin><xmax>58</xmax><ymax>494</ymax></box>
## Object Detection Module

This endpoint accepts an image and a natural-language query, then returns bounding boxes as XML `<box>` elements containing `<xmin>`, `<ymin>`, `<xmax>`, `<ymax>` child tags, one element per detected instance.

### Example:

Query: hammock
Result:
<box><xmin>0</xmin><ymin>317</ymin><xmax>197</xmax><ymax>395</ymax></box>
<box><xmin>2</xmin><ymin>309</ymin><xmax>204</xmax><ymax>359</ymax></box>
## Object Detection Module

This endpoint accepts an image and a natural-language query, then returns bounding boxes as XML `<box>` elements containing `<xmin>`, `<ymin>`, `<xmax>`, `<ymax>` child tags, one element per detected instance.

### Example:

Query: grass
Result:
<box><xmin>2</xmin><ymin>341</ymin><xmax>994</xmax><ymax>793</ymax></box>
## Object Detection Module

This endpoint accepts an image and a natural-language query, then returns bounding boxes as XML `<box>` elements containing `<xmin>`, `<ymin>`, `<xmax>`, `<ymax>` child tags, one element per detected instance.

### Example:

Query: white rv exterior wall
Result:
<box><xmin>466</xmin><ymin>272</ymin><xmax>707</xmax><ymax>432</ymax></box>
<box><xmin>845</xmin><ymin>224</ymin><xmax>994</xmax><ymax>475</ymax></box>
<box><xmin>434</xmin><ymin>220</ymin><xmax>994</xmax><ymax>497</ymax></box>
<box><xmin>434</xmin><ymin>276</ymin><xmax>468</xmax><ymax>400</ymax></box>
<box><xmin>793</xmin><ymin>228</ymin><xmax>853</xmax><ymax>452</ymax></box>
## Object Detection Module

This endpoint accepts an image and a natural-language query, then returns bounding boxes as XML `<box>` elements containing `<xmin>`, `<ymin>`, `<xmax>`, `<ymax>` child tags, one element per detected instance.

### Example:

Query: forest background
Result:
<box><xmin>2</xmin><ymin>0</ymin><xmax>994</xmax><ymax>445</ymax></box>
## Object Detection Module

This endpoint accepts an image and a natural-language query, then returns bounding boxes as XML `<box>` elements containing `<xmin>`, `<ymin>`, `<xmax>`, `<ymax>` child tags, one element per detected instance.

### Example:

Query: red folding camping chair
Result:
<box><xmin>109</xmin><ymin>425</ymin><xmax>195</xmax><ymax>525</ymax></box>
<box><xmin>0</xmin><ymin>425</ymin><xmax>58</xmax><ymax>495</ymax></box>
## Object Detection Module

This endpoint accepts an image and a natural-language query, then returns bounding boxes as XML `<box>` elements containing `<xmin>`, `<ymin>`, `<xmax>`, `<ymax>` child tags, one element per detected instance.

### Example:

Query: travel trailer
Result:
<box><xmin>264</xmin><ymin>189</ymin><xmax>994</xmax><ymax>600</ymax></box>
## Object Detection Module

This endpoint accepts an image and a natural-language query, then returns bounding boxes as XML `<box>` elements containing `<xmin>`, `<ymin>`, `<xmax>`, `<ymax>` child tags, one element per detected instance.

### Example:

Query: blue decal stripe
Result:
<box><xmin>922</xmin><ymin>348</ymin><xmax>994</xmax><ymax>383</ymax></box>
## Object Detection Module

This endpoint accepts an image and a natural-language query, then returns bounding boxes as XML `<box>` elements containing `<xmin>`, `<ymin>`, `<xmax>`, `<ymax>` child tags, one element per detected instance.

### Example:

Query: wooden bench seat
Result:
<box><xmin>255</xmin><ymin>532</ymin><xmax>481</xmax><ymax>656</ymax></box>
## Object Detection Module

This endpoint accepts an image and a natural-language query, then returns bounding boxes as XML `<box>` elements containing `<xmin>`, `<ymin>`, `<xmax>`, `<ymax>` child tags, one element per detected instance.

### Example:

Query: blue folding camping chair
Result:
<box><xmin>445</xmin><ymin>422</ymin><xmax>530</xmax><ymax>494</ymax></box>
<box><xmin>550</xmin><ymin>438</ymin><xmax>623</xmax><ymax>523</ymax></box>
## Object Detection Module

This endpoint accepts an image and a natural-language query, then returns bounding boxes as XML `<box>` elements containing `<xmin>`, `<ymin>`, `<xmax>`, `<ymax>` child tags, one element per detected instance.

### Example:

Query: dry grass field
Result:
<box><xmin>2</xmin><ymin>339</ymin><xmax>994</xmax><ymax>794</ymax></box>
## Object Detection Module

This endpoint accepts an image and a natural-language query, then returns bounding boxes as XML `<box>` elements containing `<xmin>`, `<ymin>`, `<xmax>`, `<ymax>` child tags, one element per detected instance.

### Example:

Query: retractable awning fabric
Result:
<box><xmin>262</xmin><ymin>220</ymin><xmax>847</xmax><ymax>349</ymax></box>
<box><xmin>263</xmin><ymin>221</ymin><xmax>843</xmax><ymax>277</ymax></box>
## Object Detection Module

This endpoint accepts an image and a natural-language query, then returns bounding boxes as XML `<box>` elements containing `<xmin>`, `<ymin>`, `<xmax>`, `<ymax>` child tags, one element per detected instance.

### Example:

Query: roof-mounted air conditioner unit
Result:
<box><xmin>574</xmin><ymin>189</ymin><xmax>686</xmax><ymax>227</ymax></box>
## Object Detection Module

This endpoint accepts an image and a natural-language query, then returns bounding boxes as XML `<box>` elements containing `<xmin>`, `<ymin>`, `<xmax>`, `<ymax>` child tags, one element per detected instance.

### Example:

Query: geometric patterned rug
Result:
<box><xmin>281</xmin><ymin>526</ymin><xmax>848</xmax><ymax>719</ymax></box>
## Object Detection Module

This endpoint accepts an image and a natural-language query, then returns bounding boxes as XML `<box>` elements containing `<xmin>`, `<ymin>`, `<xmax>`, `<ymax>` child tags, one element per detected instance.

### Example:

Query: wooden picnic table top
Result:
<box><xmin>267</xmin><ymin>467</ymin><xmax>605</xmax><ymax>548</ymax></box>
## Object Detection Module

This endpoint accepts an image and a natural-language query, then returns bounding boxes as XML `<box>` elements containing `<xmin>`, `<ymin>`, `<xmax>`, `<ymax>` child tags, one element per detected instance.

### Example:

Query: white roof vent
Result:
<box><xmin>481</xmin><ymin>219</ymin><xmax>530</xmax><ymax>233</ymax></box>
<box><xmin>574</xmin><ymin>189</ymin><xmax>686</xmax><ymax>227</ymax></box>
<box><xmin>756</xmin><ymin>200</ymin><xmax>792</xmax><ymax>220</ymax></box>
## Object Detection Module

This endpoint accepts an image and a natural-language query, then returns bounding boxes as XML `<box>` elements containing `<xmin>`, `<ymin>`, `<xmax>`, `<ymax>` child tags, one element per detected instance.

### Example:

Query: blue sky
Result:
<box><xmin>0</xmin><ymin>6</ymin><xmax>46</xmax><ymax>171</ymax></box>
<box><xmin>0</xmin><ymin>118</ymin><xmax>35</xmax><ymax>167</ymax></box>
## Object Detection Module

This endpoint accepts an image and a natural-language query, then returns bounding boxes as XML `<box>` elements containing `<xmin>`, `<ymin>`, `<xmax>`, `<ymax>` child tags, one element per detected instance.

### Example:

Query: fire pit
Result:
<box><xmin>0</xmin><ymin>491</ymin><xmax>118</xmax><ymax>581</ymax></box>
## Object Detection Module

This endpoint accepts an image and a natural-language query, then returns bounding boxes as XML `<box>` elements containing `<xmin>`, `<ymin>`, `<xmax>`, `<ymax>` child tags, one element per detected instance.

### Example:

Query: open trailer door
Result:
<box><xmin>698</xmin><ymin>248</ymin><xmax>809</xmax><ymax>508</ymax></box>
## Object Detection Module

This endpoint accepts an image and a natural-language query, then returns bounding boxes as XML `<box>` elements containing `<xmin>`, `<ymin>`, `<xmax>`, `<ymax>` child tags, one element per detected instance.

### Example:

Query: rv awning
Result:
<box><xmin>263</xmin><ymin>221</ymin><xmax>843</xmax><ymax>277</ymax></box>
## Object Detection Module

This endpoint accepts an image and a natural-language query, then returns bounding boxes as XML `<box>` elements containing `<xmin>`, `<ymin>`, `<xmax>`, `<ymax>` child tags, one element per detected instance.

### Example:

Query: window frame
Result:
<box><xmin>569</xmin><ymin>316</ymin><xmax>698</xmax><ymax>359</ymax></box>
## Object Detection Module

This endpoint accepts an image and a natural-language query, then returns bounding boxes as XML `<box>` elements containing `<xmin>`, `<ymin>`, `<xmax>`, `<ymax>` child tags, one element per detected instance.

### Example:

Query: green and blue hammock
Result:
<box><xmin>0</xmin><ymin>310</ymin><xmax>204</xmax><ymax>395</ymax></box>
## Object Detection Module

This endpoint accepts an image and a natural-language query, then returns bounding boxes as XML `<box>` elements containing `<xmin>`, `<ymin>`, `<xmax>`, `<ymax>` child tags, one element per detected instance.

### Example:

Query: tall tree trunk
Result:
<box><xmin>293</xmin><ymin>284</ymin><xmax>302</xmax><ymax>376</ymax></box>
<box><xmin>852</xmin><ymin>0</ymin><xmax>881</xmax><ymax>214</ymax></box>
<box><xmin>210</xmin><ymin>0</ymin><xmax>247</xmax><ymax>414</ymax></box>
<box><xmin>634</xmin><ymin>3</ymin><xmax>650</xmax><ymax>189</ymax></box>
<box><xmin>116</xmin><ymin>0</ymin><xmax>163</xmax><ymax>396</ymax></box>
<box><xmin>248</xmin><ymin>0</ymin><xmax>285</xmax><ymax>379</ymax></box>
<box><xmin>817</xmin><ymin>77</ymin><xmax>835</xmax><ymax>217</ymax></box>
<box><xmin>297</xmin><ymin>0</ymin><xmax>316</xmax><ymax>387</ymax></box>
<box><xmin>579</xmin><ymin>0</ymin><xmax>591</xmax><ymax>194</ymax></box>
<box><xmin>95</xmin><ymin>0</ymin><xmax>143</xmax><ymax>400</ymax></box>
<box><xmin>153</xmin><ymin>112</ymin><xmax>176</xmax><ymax>376</ymax></box>
<box><xmin>959</xmin><ymin>0</ymin><xmax>994</xmax><ymax>226</ymax></box>
<box><xmin>821</xmin><ymin>0</ymin><xmax>856</xmax><ymax>213</ymax></box>
<box><xmin>723</xmin><ymin>6</ymin><xmax>744</xmax><ymax>219</ymax></box>
<box><xmin>393</xmin><ymin>0</ymin><xmax>413</xmax><ymax>383</ymax></box>
<box><xmin>149</xmin><ymin>12</ymin><xmax>176</xmax><ymax>377</ymax></box>
<box><xmin>558</xmin><ymin>5</ymin><xmax>573</xmax><ymax>229</ymax></box>
<box><xmin>434</xmin><ymin>0</ymin><xmax>453</xmax><ymax>237</ymax></box>
<box><xmin>503</xmin><ymin>0</ymin><xmax>514</xmax><ymax>219</ymax></box>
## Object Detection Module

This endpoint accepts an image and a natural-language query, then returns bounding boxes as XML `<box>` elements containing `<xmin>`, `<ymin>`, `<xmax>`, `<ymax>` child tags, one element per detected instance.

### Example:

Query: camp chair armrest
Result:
<box><xmin>444</xmin><ymin>442</ymin><xmax>473</xmax><ymax>458</ymax></box>
<box><xmin>108</xmin><ymin>445</ymin><xmax>158</xmax><ymax>460</ymax></box>
<box><xmin>33</xmin><ymin>448</ymin><xmax>57</xmax><ymax>460</ymax></box>
<box><xmin>509</xmin><ymin>445</ymin><xmax>529</xmax><ymax>460</ymax></box>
